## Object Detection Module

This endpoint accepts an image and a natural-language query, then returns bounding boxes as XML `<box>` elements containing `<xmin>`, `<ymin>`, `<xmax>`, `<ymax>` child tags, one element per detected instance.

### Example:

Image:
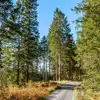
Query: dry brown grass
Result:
<box><xmin>0</xmin><ymin>82</ymin><xmax>60</xmax><ymax>100</ymax></box>
<box><xmin>93</xmin><ymin>92</ymin><xmax>100</xmax><ymax>100</ymax></box>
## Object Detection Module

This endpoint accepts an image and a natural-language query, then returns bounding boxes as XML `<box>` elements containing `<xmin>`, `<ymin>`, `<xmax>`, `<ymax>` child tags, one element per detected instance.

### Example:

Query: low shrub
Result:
<box><xmin>48</xmin><ymin>87</ymin><xmax>56</xmax><ymax>93</ymax></box>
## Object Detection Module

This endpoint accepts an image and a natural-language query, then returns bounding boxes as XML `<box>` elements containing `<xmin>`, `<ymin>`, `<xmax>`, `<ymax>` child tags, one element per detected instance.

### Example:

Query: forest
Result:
<box><xmin>0</xmin><ymin>0</ymin><xmax>100</xmax><ymax>100</ymax></box>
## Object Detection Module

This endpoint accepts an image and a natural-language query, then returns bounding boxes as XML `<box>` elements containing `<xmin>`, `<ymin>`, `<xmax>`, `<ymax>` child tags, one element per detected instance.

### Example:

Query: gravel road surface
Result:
<box><xmin>47</xmin><ymin>81</ymin><xmax>80</xmax><ymax>100</ymax></box>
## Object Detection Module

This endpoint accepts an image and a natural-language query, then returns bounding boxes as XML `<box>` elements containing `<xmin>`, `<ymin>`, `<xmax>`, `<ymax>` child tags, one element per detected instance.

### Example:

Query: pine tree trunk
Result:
<box><xmin>17</xmin><ymin>36</ymin><xmax>21</xmax><ymax>85</ymax></box>
<box><xmin>69</xmin><ymin>61</ymin><xmax>72</xmax><ymax>80</ymax></box>
<box><xmin>45</xmin><ymin>55</ymin><xmax>47</xmax><ymax>81</ymax></box>
<box><xmin>26</xmin><ymin>64</ymin><xmax>29</xmax><ymax>82</ymax></box>
<box><xmin>43</xmin><ymin>56</ymin><xmax>45</xmax><ymax>81</ymax></box>
<box><xmin>0</xmin><ymin>41</ymin><xmax>2</xmax><ymax>68</ymax></box>
<box><xmin>26</xmin><ymin>42</ymin><xmax>29</xmax><ymax>82</ymax></box>
<box><xmin>49</xmin><ymin>58</ymin><xmax>51</xmax><ymax>80</ymax></box>
<box><xmin>17</xmin><ymin>61</ymin><xmax>20</xmax><ymax>85</ymax></box>
<box><xmin>36</xmin><ymin>58</ymin><xmax>39</xmax><ymax>71</ymax></box>
<box><xmin>58</xmin><ymin>54</ymin><xmax>61</xmax><ymax>81</ymax></box>
<box><xmin>56</xmin><ymin>58</ymin><xmax>58</xmax><ymax>81</ymax></box>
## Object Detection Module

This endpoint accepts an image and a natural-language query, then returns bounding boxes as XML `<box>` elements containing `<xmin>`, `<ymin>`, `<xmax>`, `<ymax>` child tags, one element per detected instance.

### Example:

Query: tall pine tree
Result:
<box><xmin>21</xmin><ymin>0</ymin><xmax>39</xmax><ymax>82</ymax></box>
<box><xmin>75</xmin><ymin>0</ymin><xmax>100</xmax><ymax>89</ymax></box>
<box><xmin>48</xmin><ymin>8</ymin><xmax>76</xmax><ymax>81</ymax></box>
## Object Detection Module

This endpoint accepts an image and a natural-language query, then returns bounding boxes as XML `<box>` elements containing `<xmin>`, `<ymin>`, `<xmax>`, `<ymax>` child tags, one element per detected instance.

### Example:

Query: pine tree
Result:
<box><xmin>48</xmin><ymin>8</ymin><xmax>76</xmax><ymax>81</ymax></box>
<box><xmin>13</xmin><ymin>0</ymin><xmax>23</xmax><ymax>85</ymax></box>
<box><xmin>2</xmin><ymin>0</ymin><xmax>24</xmax><ymax>85</ymax></box>
<box><xmin>48</xmin><ymin>8</ymin><xmax>62</xmax><ymax>81</ymax></box>
<box><xmin>75</xmin><ymin>0</ymin><xmax>100</xmax><ymax>89</ymax></box>
<box><xmin>0</xmin><ymin>0</ymin><xmax>14</xmax><ymax>86</ymax></box>
<box><xmin>61</xmin><ymin>34</ymin><xmax>76</xmax><ymax>80</ymax></box>
<box><xmin>0</xmin><ymin>0</ymin><xmax>12</xmax><ymax>69</ymax></box>
<box><xmin>21</xmin><ymin>0</ymin><xmax>39</xmax><ymax>82</ymax></box>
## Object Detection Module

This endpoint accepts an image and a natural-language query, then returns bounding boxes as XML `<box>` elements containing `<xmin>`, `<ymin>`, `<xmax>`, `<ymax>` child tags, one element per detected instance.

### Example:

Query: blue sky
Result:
<box><xmin>37</xmin><ymin>0</ymin><xmax>81</xmax><ymax>40</ymax></box>
<box><xmin>14</xmin><ymin>0</ymin><xmax>81</xmax><ymax>40</ymax></box>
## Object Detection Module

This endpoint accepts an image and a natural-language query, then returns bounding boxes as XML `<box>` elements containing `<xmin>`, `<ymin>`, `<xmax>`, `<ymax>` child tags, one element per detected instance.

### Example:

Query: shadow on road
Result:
<box><xmin>59</xmin><ymin>84</ymin><xmax>76</xmax><ymax>90</ymax></box>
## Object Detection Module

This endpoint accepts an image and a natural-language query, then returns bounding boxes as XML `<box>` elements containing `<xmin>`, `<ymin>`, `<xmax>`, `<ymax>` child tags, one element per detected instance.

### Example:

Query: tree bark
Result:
<box><xmin>17</xmin><ymin>36</ymin><xmax>21</xmax><ymax>85</ymax></box>
<box><xmin>58</xmin><ymin>54</ymin><xmax>61</xmax><ymax>81</ymax></box>
<box><xmin>0</xmin><ymin>41</ymin><xmax>2</xmax><ymax>69</ymax></box>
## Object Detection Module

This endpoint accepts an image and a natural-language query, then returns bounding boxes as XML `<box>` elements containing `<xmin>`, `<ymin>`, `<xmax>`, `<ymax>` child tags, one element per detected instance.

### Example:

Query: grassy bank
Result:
<box><xmin>75</xmin><ymin>88</ymin><xmax>100</xmax><ymax>100</ymax></box>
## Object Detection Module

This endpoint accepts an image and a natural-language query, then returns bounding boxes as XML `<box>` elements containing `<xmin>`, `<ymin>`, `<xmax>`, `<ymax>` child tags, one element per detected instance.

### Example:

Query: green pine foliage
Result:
<box><xmin>48</xmin><ymin>8</ymin><xmax>76</xmax><ymax>81</ymax></box>
<box><xmin>0</xmin><ymin>0</ymin><xmax>40</xmax><ymax>86</ymax></box>
<box><xmin>75</xmin><ymin>0</ymin><xmax>100</xmax><ymax>89</ymax></box>
<box><xmin>0</xmin><ymin>0</ymin><xmax>14</xmax><ymax>86</ymax></box>
<box><xmin>20</xmin><ymin>0</ymin><xmax>39</xmax><ymax>82</ymax></box>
